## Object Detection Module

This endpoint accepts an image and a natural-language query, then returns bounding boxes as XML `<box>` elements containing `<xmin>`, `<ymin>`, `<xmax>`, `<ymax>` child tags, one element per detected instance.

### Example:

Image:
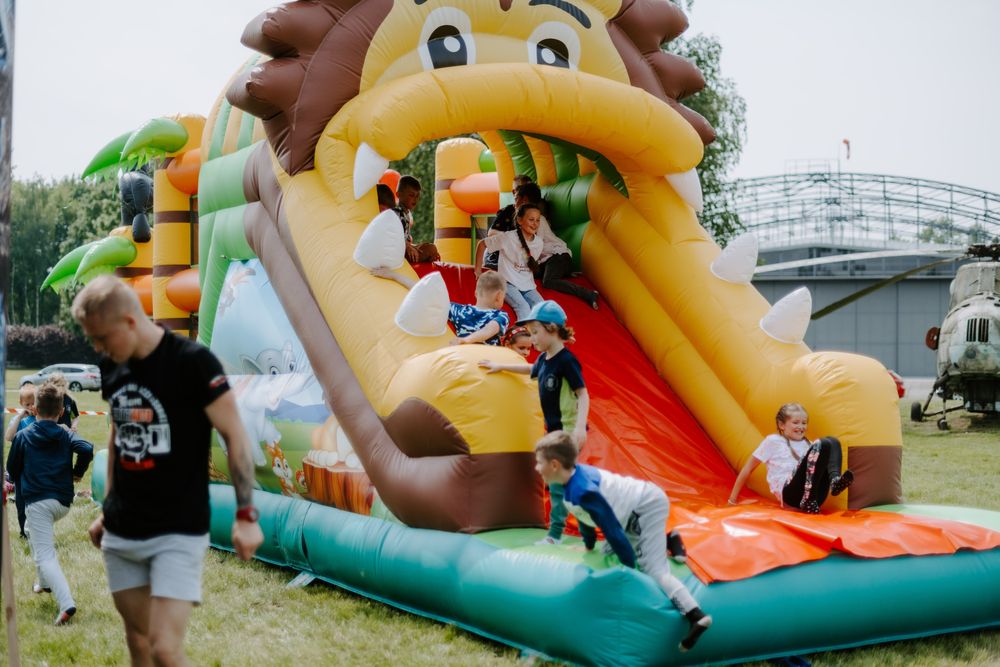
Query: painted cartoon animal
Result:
<box><xmin>222</xmin><ymin>341</ymin><xmax>315</xmax><ymax>466</ymax></box>
<box><xmin>265</xmin><ymin>440</ymin><xmax>306</xmax><ymax>497</ymax></box>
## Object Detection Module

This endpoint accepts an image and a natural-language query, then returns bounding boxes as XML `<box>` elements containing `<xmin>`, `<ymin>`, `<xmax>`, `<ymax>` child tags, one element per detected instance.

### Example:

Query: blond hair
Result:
<box><xmin>534</xmin><ymin>431</ymin><xmax>579</xmax><ymax>469</ymax></box>
<box><xmin>18</xmin><ymin>383</ymin><xmax>37</xmax><ymax>403</ymax></box>
<box><xmin>71</xmin><ymin>275</ymin><xmax>144</xmax><ymax>325</ymax></box>
<box><xmin>475</xmin><ymin>271</ymin><xmax>506</xmax><ymax>298</ymax></box>
<box><xmin>46</xmin><ymin>372</ymin><xmax>69</xmax><ymax>393</ymax></box>
<box><xmin>776</xmin><ymin>403</ymin><xmax>808</xmax><ymax>431</ymax></box>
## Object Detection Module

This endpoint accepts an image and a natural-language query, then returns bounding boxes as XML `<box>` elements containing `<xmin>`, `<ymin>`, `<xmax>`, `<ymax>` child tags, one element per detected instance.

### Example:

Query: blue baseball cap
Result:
<box><xmin>517</xmin><ymin>300</ymin><xmax>567</xmax><ymax>326</ymax></box>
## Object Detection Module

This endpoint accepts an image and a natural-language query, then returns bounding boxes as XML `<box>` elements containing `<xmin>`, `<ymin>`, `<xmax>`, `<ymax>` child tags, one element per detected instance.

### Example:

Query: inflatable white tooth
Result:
<box><xmin>353</xmin><ymin>142</ymin><xmax>390</xmax><ymax>200</ymax></box>
<box><xmin>395</xmin><ymin>271</ymin><xmax>450</xmax><ymax>337</ymax></box>
<box><xmin>760</xmin><ymin>287</ymin><xmax>812</xmax><ymax>344</ymax></box>
<box><xmin>353</xmin><ymin>209</ymin><xmax>406</xmax><ymax>270</ymax></box>
<box><xmin>335</xmin><ymin>426</ymin><xmax>363</xmax><ymax>471</ymax></box>
<box><xmin>665</xmin><ymin>169</ymin><xmax>704</xmax><ymax>213</ymax></box>
<box><xmin>711</xmin><ymin>232</ymin><xmax>759</xmax><ymax>284</ymax></box>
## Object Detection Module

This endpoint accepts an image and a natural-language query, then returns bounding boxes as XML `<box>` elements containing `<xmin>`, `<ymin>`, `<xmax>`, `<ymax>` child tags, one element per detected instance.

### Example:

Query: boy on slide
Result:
<box><xmin>534</xmin><ymin>431</ymin><xmax>713</xmax><ymax>652</ymax></box>
<box><xmin>371</xmin><ymin>268</ymin><xmax>510</xmax><ymax>345</ymax></box>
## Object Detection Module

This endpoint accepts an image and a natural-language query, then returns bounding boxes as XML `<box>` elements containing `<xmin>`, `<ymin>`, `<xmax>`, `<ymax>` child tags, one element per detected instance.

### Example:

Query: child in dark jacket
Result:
<box><xmin>6</xmin><ymin>382</ymin><xmax>94</xmax><ymax>625</ymax></box>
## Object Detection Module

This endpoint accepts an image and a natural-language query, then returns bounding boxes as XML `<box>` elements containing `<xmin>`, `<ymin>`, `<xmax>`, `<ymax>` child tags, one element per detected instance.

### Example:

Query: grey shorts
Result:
<box><xmin>102</xmin><ymin>531</ymin><xmax>210</xmax><ymax>604</ymax></box>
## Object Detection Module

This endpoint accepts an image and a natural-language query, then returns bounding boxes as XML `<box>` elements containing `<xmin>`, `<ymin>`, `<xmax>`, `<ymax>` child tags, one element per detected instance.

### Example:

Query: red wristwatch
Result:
<box><xmin>235</xmin><ymin>505</ymin><xmax>259</xmax><ymax>522</ymax></box>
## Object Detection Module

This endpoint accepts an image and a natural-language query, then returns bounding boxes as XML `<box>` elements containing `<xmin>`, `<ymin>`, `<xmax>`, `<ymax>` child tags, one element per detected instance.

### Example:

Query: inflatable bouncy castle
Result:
<box><xmin>52</xmin><ymin>1</ymin><xmax>1000</xmax><ymax>664</ymax></box>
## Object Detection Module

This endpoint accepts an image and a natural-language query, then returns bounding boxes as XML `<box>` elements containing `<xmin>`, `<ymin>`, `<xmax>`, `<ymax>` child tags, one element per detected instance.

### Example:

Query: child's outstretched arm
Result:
<box><xmin>370</xmin><ymin>267</ymin><xmax>416</xmax><ymax>290</ymax></box>
<box><xmin>473</xmin><ymin>240</ymin><xmax>487</xmax><ymax>278</ymax></box>
<box><xmin>70</xmin><ymin>433</ymin><xmax>94</xmax><ymax>482</ymax></box>
<box><xmin>580</xmin><ymin>491</ymin><xmax>636</xmax><ymax>567</ymax></box>
<box><xmin>478</xmin><ymin>359</ymin><xmax>531</xmax><ymax>374</ymax></box>
<box><xmin>451</xmin><ymin>320</ymin><xmax>502</xmax><ymax>346</ymax></box>
<box><xmin>729</xmin><ymin>456</ymin><xmax>762</xmax><ymax>504</ymax></box>
<box><xmin>4</xmin><ymin>411</ymin><xmax>25</xmax><ymax>442</ymax></box>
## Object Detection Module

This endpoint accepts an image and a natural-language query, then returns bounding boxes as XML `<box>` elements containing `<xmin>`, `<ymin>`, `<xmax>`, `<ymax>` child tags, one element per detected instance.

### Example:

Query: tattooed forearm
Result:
<box><xmin>227</xmin><ymin>439</ymin><xmax>256</xmax><ymax>508</ymax></box>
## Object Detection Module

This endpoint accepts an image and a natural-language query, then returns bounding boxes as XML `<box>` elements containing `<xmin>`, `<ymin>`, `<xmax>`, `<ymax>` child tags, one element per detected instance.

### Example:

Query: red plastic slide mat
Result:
<box><xmin>417</xmin><ymin>263</ymin><xmax>1000</xmax><ymax>582</ymax></box>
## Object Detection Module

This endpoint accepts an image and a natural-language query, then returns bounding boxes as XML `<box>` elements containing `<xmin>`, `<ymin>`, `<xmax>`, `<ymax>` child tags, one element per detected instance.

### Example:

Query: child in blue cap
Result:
<box><xmin>480</xmin><ymin>299</ymin><xmax>588</xmax><ymax>545</ymax></box>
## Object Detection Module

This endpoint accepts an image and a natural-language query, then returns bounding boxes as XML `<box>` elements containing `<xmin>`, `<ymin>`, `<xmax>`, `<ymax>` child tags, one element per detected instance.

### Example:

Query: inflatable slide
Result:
<box><xmin>62</xmin><ymin>1</ymin><xmax>1000</xmax><ymax>664</ymax></box>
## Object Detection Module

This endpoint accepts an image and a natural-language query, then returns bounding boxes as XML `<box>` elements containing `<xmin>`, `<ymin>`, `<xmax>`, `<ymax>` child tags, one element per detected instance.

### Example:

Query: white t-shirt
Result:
<box><xmin>538</xmin><ymin>216</ymin><xmax>570</xmax><ymax>262</ymax></box>
<box><xmin>752</xmin><ymin>434</ymin><xmax>811</xmax><ymax>501</ymax></box>
<box><xmin>484</xmin><ymin>229</ymin><xmax>543</xmax><ymax>292</ymax></box>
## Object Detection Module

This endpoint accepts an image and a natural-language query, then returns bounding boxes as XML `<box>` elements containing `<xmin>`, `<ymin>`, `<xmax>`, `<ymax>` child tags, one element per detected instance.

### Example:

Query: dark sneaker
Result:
<box><xmin>801</xmin><ymin>499</ymin><xmax>821</xmax><ymax>514</ymax></box>
<box><xmin>679</xmin><ymin>610</ymin><xmax>712</xmax><ymax>652</ymax></box>
<box><xmin>831</xmin><ymin>470</ymin><xmax>854</xmax><ymax>497</ymax></box>
<box><xmin>32</xmin><ymin>583</ymin><xmax>52</xmax><ymax>594</ymax></box>
<box><xmin>54</xmin><ymin>607</ymin><xmax>76</xmax><ymax>626</ymax></box>
<box><xmin>589</xmin><ymin>290</ymin><xmax>600</xmax><ymax>310</ymax></box>
<box><xmin>667</xmin><ymin>530</ymin><xmax>688</xmax><ymax>564</ymax></box>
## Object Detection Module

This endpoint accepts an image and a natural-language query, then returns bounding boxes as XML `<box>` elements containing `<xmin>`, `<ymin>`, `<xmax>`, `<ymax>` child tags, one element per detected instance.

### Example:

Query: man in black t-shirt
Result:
<box><xmin>73</xmin><ymin>275</ymin><xmax>263</xmax><ymax>665</ymax></box>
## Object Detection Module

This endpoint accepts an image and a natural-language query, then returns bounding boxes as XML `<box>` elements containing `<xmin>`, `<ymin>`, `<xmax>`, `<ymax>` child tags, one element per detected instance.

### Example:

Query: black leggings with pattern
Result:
<box><xmin>781</xmin><ymin>436</ymin><xmax>844</xmax><ymax>510</ymax></box>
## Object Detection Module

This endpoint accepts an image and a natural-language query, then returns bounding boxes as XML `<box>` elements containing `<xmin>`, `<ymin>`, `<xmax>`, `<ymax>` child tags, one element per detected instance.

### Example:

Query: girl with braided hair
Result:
<box><xmin>729</xmin><ymin>403</ymin><xmax>854</xmax><ymax>513</ymax></box>
<box><xmin>482</xmin><ymin>203</ymin><xmax>544</xmax><ymax>320</ymax></box>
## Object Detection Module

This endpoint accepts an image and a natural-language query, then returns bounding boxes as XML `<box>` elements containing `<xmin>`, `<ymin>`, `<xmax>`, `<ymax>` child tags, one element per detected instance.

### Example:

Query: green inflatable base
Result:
<box><xmin>91</xmin><ymin>452</ymin><xmax>1000</xmax><ymax>666</ymax></box>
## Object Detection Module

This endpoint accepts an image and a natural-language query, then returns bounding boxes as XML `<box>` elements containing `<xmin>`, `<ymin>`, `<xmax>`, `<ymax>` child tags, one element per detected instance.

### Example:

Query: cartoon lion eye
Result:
<box><xmin>288</xmin><ymin>361</ymin><xmax>296</xmax><ymax>372</ymax></box>
<box><xmin>419</xmin><ymin>7</ymin><xmax>476</xmax><ymax>71</ymax></box>
<box><xmin>269</xmin><ymin>366</ymin><xmax>279</xmax><ymax>376</ymax></box>
<box><xmin>527</xmin><ymin>22</ymin><xmax>581</xmax><ymax>71</ymax></box>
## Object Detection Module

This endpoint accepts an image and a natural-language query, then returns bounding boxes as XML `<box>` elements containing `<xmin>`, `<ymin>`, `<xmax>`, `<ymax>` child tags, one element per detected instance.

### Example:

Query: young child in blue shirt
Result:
<box><xmin>6</xmin><ymin>382</ymin><xmax>94</xmax><ymax>625</ymax></box>
<box><xmin>372</xmin><ymin>268</ymin><xmax>510</xmax><ymax>345</ymax></box>
<box><xmin>5</xmin><ymin>383</ymin><xmax>39</xmax><ymax>538</ymax></box>
<box><xmin>479</xmin><ymin>300</ymin><xmax>590</xmax><ymax>545</ymax></box>
<box><xmin>535</xmin><ymin>430</ymin><xmax>713</xmax><ymax>653</ymax></box>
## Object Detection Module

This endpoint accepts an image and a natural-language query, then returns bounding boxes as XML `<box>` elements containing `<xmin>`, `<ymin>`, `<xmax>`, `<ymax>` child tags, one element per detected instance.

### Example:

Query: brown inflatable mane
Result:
<box><xmin>608</xmin><ymin>0</ymin><xmax>716</xmax><ymax>144</ymax></box>
<box><xmin>228</xmin><ymin>0</ymin><xmax>714</xmax><ymax>176</ymax></box>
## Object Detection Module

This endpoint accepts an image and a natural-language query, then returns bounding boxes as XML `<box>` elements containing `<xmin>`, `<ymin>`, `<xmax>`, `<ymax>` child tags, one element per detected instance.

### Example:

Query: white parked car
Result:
<box><xmin>20</xmin><ymin>364</ymin><xmax>102</xmax><ymax>392</ymax></box>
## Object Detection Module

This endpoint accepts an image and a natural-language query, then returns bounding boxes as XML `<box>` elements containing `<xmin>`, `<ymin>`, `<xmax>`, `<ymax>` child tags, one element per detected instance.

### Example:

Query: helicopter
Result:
<box><xmin>752</xmin><ymin>243</ymin><xmax>1000</xmax><ymax>430</ymax></box>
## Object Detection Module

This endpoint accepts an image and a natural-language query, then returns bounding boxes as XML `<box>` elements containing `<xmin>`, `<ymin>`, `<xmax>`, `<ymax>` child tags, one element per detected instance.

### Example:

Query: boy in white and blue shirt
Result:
<box><xmin>535</xmin><ymin>430</ymin><xmax>713</xmax><ymax>653</ymax></box>
<box><xmin>372</xmin><ymin>268</ymin><xmax>509</xmax><ymax>345</ymax></box>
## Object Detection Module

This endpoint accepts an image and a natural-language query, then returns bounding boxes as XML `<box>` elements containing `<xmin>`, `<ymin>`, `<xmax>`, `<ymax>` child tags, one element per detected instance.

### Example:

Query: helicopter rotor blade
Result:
<box><xmin>810</xmin><ymin>256</ymin><xmax>959</xmax><ymax>320</ymax></box>
<box><xmin>754</xmin><ymin>246</ymin><xmax>965</xmax><ymax>274</ymax></box>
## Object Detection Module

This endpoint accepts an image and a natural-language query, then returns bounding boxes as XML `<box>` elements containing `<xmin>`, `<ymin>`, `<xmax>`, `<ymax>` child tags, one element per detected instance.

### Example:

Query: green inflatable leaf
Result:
<box><xmin>40</xmin><ymin>241</ymin><xmax>98</xmax><ymax>292</ymax></box>
<box><xmin>81</xmin><ymin>131</ymin><xmax>132</xmax><ymax>180</ymax></box>
<box><xmin>75</xmin><ymin>236</ymin><xmax>137</xmax><ymax>282</ymax></box>
<box><xmin>121</xmin><ymin>117</ymin><xmax>188</xmax><ymax>162</ymax></box>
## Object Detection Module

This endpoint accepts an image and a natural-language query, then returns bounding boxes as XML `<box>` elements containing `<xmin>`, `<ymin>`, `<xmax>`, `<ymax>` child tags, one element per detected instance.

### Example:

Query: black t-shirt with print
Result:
<box><xmin>530</xmin><ymin>347</ymin><xmax>586</xmax><ymax>433</ymax></box>
<box><xmin>100</xmin><ymin>331</ymin><xmax>230</xmax><ymax>539</ymax></box>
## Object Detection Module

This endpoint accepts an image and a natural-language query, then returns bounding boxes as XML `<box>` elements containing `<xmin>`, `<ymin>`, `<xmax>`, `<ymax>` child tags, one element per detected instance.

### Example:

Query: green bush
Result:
<box><xmin>5</xmin><ymin>324</ymin><xmax>98</xmax><ymax>368</ymax></box>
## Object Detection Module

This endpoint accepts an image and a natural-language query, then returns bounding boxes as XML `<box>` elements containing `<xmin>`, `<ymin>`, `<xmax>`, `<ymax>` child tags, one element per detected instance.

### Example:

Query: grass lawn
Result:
<box><xmin>2</xmin><ymin>368</ymin><xmax>998</xmax><ymax>666</ymax></box>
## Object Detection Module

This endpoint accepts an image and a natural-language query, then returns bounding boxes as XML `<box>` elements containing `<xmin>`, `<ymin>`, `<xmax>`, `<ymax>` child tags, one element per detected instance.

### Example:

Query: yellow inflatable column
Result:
<box><xmin>434</xmin><ymin>138</ymin><xmax>489</xmax><ymax>264</ymax></box>
<box><xmin>152</xmin><ymin>114</ymin><xmax>204</xmax><ymax>338</ymax></box>
<box><xmin>111</xmin><ymin>226</ymin><xmax>154</xmax><ymax>315</ymax></box>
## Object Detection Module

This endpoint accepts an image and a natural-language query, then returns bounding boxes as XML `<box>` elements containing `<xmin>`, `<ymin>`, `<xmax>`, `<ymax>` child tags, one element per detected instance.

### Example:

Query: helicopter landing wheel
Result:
<box><xmin>910</xmin><ymin>402</ymin><xmax>923</xmax><ymax>422</ymax></box>
<box><xmin>936</xmin><ymin>418</ymin><xmax>950</xmax><ymax>431</ymax></box>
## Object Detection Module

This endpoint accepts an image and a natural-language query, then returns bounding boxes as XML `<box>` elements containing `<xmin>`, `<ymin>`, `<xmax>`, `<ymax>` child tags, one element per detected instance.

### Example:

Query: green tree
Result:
<box><xmin>666</xmin><ymin>32</ymin><xmax>748</xmax><ymax>244</ymax></box>
<box><xmin>916</xmin><ymin>217</ymin><xmax>962</xmax><ymax>245</ymax></box>
<box><xmin>9</xmin><ymin>175</ymin><xmax>119</xmax><ymax>327</ymax></box>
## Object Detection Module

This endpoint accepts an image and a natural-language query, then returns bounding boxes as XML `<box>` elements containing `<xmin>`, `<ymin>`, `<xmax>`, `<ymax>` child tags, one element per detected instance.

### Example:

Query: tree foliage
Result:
<box><xmin>667</xmin><ymin>34</ymin><xmax>748</xmax><ymax>244</ymax></box>
<box><xmin>9</xmin><ymin>176</ymin><xmax>119</xmax><ymax>328</ymax></box>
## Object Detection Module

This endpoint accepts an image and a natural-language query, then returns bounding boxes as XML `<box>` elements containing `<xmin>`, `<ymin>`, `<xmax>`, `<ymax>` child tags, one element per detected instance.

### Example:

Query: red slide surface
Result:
<box><xmin>419</xmin><ymin>264</ymin><xmax>1000</xmax><ymax>582</ymax></box>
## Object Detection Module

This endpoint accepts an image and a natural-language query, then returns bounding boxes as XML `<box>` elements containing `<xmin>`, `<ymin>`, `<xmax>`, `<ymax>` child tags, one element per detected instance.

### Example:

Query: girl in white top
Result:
<box><xmin>728</xmin><ymin>403</ymin><xmax>854</xmax><ymax>513</ymax></box>
<box><xmin>483</xmin><ymin>204</ymin><xmax>544</xmax><ymax>321</ymax></box>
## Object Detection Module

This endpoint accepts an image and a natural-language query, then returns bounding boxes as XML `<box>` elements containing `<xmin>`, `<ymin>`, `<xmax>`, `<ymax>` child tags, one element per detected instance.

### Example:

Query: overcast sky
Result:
<box><xmin>11</xmin><ymin>1</ymin><xmax>1000</xmax><ymax>193</ymax></box>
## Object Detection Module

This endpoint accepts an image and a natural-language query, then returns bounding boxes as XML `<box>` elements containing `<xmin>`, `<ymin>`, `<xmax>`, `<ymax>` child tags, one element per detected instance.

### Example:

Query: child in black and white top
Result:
<box><xmin>729</xmin><ymin>403</ymin><xmax>854</xmax><ymax>513</ymax></box>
